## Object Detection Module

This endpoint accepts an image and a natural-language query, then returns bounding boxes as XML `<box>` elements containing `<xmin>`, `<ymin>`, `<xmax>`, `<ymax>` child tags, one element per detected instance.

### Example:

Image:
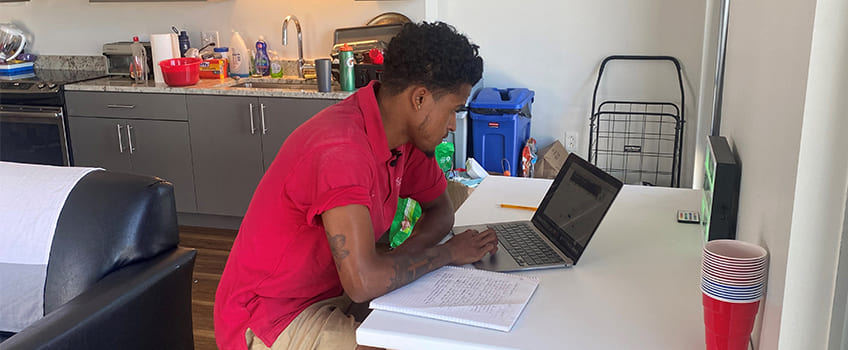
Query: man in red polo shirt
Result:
<box><xmin>214</xmin><ymin>22</ymin><xmax>495</xmax><ymax>350</ymax></box>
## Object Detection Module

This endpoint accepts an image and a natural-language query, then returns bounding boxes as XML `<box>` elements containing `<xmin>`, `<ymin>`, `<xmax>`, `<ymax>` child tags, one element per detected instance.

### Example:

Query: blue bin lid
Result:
<box><xmin>469</xmin><ymin>88</ymin><xmax>535</xmax><ymax>110</ymax></box>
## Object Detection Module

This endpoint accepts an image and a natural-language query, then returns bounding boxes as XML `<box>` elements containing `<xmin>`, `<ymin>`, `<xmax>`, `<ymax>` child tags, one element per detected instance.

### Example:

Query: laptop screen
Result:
<box><xmin>531</xmin><ymin>154</ymin><xmax>623</xmax><ymax>264</ymax></box>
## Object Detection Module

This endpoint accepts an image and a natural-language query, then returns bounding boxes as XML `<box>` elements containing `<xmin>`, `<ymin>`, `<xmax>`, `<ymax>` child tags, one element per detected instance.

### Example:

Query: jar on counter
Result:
<box><xmin>214</xmin><ymin>47</ymin><xmax>229</xmax><ymax>61</ymax></box>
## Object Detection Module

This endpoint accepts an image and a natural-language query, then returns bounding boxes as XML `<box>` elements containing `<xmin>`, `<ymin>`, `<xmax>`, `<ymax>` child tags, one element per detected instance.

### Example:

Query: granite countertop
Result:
<box><xmin>66</xmin><ymin>76</ymin><xmax>355</xmax><ymax>100</ymax></box>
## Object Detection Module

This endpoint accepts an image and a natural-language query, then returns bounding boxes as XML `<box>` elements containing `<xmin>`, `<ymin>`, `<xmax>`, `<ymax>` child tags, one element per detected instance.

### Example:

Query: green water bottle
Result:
<box><xmin>339</xmin><ymin>44</ymin><xmax>355</xmax><ymax>91</ymax></box>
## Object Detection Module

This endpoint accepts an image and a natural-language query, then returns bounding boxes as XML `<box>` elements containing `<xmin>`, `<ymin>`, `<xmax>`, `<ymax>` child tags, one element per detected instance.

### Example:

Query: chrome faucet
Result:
<box><xmin>282</xmin><ymin>15</ymin><xmax>305</xmax><ymax>79</ymax></box>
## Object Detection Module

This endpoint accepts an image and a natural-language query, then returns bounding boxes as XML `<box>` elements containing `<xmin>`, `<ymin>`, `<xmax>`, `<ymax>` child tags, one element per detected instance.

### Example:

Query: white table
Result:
<box><xmin>357</xmin><ymin>176</ymin><xmax>706</xmax><ymax>349</ymax></box>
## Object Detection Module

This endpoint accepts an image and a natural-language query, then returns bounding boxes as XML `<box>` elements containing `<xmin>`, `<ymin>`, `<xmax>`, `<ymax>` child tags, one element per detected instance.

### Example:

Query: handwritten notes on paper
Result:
<box><xmin>369</xmin><ymin>266</ymin><xmax>539</xmax><ymax>331</ymax></box>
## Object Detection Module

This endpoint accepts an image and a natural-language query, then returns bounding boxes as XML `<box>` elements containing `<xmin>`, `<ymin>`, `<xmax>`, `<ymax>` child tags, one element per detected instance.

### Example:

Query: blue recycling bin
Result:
<box><xmin>468</xmin><ymin>88</ymin><xmax>534</xmax><ymax>176</ymax></box>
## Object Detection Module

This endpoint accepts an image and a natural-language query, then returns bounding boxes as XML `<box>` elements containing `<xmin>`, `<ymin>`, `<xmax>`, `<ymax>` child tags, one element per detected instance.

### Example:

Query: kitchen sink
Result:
<box><xmin>228</xmin><ymin>81</ymin><xmax>320</xmax><ymax>90</ymax></box>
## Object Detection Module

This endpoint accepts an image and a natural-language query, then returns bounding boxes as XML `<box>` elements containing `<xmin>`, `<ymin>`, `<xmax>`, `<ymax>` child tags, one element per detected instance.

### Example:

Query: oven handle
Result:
<box><xmin>0</xmin><ymin>109</ymin><xmax>61</xmax><ymax>119</ymax></box>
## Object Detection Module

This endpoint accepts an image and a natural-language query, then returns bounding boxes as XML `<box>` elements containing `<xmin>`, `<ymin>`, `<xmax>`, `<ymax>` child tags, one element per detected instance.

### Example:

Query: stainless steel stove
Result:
<box><xmin>0</xmin><ymin>69</ymin><xmax>108</xmax><ymax>166</ymax></box>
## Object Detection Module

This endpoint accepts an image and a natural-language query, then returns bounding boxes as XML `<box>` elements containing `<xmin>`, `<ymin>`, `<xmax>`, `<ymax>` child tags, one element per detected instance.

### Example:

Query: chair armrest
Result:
<box><xmin>0</xmin><ymin>247</ymin><xmax>197</xmax><ymax>350</ymax></box>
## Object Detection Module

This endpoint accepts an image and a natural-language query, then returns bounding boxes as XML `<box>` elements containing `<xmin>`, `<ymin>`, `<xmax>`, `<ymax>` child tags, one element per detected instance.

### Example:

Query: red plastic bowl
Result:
<box><xmin>159</xmin><ymin>57</ymin><xmax>201</xmax><ymax>86</ymax></box>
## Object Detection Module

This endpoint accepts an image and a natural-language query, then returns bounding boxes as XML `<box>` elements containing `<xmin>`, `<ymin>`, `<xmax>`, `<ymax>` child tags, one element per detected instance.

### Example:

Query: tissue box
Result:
<box><xmin>199</xmin><ymin>59</ymin><xmax>228</xmax><ymax>79</ymax></box>
<box><xmin>535</xmin><ymin>140</ymin><xmax>568</xmax><ymax>179</ymax></box>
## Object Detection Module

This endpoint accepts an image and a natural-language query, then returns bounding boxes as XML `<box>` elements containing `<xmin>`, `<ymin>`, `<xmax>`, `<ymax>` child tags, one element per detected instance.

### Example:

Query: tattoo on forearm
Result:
<box><xmin>328</xmin><ymin>234</ymin><xmax>350</xmax><ymax>263</ymax></box>
<box><xmin>386</xmin><ymin>249</ymin><xmax>446</xmax><ymax>292</ymax></box>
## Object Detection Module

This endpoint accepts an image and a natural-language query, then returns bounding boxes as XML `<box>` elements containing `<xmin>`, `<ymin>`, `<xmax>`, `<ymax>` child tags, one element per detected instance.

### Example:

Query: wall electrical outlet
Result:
<box><xmin>200</xmin><ymin>31</ymin><xmax>220</xmax><ymax>47</ymax></box>
<box><xmin>565</xmin><ymin>132</ymin><xmax>578</xmax><ymax>153</ymax></box>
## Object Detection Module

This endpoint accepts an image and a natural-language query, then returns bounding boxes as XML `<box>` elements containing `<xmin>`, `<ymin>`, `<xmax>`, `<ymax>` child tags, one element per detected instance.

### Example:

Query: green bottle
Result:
<box><xmin>339</xmin><ymin>44</ymin><xmax>355</xmax><ymax>91</ymax></box>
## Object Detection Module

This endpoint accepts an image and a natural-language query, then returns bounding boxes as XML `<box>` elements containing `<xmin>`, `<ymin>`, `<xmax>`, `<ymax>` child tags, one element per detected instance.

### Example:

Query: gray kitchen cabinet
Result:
<box><xmin>187</xmin><ymin>95</ymin><xmax>336</xmax><ymax>217</ymax></box>
<box><xmin>259</xmin><ymin>97</ymin><xmax>336</xmax><ymax>171</ymax></box>
<box><xmin>66</xmin><ymin>92</ymin><xmax>197</xmax><ymax>213</ymax></box>
<box><xmin>187</xmin><ymin>95</ymin><xmax>264</xmax><ymax>217</ymax></box>
<box><xmin>67</xmin><ymin>116</ymin><xmax>133</xmax><ymax>173</ymax></box>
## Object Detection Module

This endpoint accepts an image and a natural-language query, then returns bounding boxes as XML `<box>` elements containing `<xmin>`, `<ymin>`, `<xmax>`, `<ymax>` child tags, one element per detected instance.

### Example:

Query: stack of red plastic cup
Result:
<box><xmin>701</xmin><ymin>239</ymin><xmax>768</xmax><ymax>350</ymax></box>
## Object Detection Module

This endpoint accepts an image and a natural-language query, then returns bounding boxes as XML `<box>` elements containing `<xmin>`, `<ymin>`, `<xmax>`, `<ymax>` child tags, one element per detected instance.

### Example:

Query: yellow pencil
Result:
<box><xmin>499</xmin><ymin>203</ymin><xmax>538</xmax><ymax>211</ymax></box>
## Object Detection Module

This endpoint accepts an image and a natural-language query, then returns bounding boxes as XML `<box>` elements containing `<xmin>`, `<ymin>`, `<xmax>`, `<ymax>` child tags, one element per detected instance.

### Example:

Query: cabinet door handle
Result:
<box><xmin>248</xmin><ymin>103</ymin><xmax>256</xmax><ymax>135</ymax></box>
<box><xmin>107</xmin><ymin>104</ymin><xmax>135</xmax><ymax>109</ymax></box>
<box><xmin>126</xmin><ymin>124</ymin><xmax>135</xmax><ymax>154</ymax></box>
<box><xmin>116</xmin><ymin>124</ymin><xmax>125</xmax><ymax>153</ymax></box>
<box><xmin>260</xmin><ymin>103</ymin><xmax>268</xmax><ymax>135</ymax></box>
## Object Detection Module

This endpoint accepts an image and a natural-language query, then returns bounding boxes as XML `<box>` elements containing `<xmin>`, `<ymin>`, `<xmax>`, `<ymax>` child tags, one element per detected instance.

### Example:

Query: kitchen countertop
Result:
<box><xmin>66</xmin><ymin>76</ymin><xmax>355</xmax><ymax>100</ymax></box>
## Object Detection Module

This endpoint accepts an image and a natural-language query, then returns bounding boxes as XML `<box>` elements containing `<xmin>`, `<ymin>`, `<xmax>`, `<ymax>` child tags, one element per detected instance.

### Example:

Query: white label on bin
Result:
<box><xmin>488</xmin><ymin>122</ymin><xmax>499</xmax><ymax>128</ymax></box>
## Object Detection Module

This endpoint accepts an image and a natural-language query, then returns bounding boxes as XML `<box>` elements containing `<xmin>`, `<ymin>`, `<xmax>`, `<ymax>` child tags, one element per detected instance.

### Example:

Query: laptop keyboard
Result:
<box><xmin>491</xmin><ymin>223</ymin><xmax>565</xmax><ymax>266</ymax></box>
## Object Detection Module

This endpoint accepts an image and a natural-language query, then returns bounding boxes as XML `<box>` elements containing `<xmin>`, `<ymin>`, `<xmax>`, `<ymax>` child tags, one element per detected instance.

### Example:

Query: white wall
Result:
<box><xmin>12</xmin><ymin>0</ymin><xmax>843</xmax><ymax>347</ymax></box>
<box><xmin>718</xmin><ymin>0</ymin><xmax>817</xmax><ymax>347</ymax></box>
<box><xmin>0</xmin><ymin>0</ymin><xmax>424</xmax><ymax>60</ymax></box>
<box><xmin>435</xmin><ymin>0</ymin><xmax>706</xmax><ymax>187</ymax></box>
<box><xmin>691</xmin><ymin>0</ymin><xmax>721</xmax><ymax>190</ymax></box>
<box><xmin>2</xmin><ymin>0</ymin><xmax>708</xmax><ymax>187</ymax></box>
<box><xmin>780</xmin><ymin>0</ymin><xmax>848</xmax><ymax>347</ymax></box>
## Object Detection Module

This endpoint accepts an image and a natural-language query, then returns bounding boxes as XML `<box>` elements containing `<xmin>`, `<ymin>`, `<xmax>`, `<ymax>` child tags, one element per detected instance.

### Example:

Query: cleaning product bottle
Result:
<box><xmin>339</xmin><ymin>43</ymin><xmax>355</xmax><ymax>91</ymax></box>
<box><xmin>129</xmin><ymin>36</ymin><xmax>148</xmax><ymax>84</ymax></box>
<box><xmin>254</xmin><ymin>36</ymin><xmax>270</xmax><ymax>76</ymax></box>
<box><xmin>268</xmin><ymin>50</ymin><xmax>283</xmax><ymax>78</ymax></box>
<box><xmin>229</xmin><ymin>31</ymin><xmax>250</xmax><ymax>78</ymax></box>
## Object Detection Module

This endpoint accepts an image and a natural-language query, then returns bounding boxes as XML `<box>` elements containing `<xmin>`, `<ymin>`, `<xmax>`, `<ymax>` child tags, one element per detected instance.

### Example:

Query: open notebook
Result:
<box><xmin>369</xmin><ymin>266</ymin><xmax>539</xmax><ymax>332</ymax></box>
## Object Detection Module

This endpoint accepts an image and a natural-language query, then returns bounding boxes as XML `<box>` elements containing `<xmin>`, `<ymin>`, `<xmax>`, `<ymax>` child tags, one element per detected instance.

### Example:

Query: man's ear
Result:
<box><xmin>409</xmin><ymin>86</ymin><xmax>430</xmax><ymax>111</ymax></box>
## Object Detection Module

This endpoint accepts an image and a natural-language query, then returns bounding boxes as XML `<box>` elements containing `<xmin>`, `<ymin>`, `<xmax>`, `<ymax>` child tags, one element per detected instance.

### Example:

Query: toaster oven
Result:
<box><xmin>103</xmin><ymin>41</ymin><xmax>153</xmax><ymax>77</ymax></box>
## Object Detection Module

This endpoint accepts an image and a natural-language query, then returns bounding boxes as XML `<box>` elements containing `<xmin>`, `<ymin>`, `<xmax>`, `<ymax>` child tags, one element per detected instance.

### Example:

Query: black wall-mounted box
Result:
<box><xmin>701</xmin><ymin>136</ymin><xmax>741</xmax><ymax>241</ymax></box>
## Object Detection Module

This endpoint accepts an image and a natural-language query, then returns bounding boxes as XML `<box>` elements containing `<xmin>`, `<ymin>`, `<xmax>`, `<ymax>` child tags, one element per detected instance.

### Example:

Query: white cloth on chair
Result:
<box><xmin>0</xmin><ymin>161</ymin><xmax>101</xmax><ymax>332</ymax></box>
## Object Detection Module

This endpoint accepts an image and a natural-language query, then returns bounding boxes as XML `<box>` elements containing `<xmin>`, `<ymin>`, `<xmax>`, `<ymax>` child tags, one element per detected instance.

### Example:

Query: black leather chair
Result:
<box><xmin>0</xmin><ymin>171</ymin><xmax>197</xmax><ymax>350</ymax></box>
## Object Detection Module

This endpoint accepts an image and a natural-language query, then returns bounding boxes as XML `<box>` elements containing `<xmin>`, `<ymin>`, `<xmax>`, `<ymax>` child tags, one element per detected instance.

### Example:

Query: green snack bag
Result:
<box><xmin>388</xmin><ymin>197</ymin><xmax>422</xmax><ymax>248</ymax></box>
<box><xmin>435</xmin><ymin>141</ymin><xmax>455</xmax><ymax>176</ymax></box>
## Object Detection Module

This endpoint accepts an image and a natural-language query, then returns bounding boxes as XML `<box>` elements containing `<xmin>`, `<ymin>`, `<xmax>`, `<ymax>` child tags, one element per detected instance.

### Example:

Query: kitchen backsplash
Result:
<box><xmin>35</xmin><ymin>55</ymin><xmax>107</xmax><ymax>72</ymax></box>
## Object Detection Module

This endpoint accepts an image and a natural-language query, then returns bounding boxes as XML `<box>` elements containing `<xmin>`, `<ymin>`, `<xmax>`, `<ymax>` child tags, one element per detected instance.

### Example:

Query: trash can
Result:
<box><xmin>468</xmin><ymin>88</ymin><xmax>534</xmax><ymax>176</ymax></box>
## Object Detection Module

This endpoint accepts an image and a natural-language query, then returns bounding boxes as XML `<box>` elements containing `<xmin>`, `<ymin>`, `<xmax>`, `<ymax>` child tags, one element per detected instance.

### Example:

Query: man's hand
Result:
<box><xmin>445</xmin><ymin>228</ymin><xmax>499</xmax><ymax>265</ymax></box>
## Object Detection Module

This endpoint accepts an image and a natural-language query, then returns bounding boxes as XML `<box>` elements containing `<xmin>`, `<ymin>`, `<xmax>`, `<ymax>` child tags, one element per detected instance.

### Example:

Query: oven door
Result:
<box><xmin>0</xmin><ymin>105</ymin><xmax>70</xmax><ymax>166</ymax></box>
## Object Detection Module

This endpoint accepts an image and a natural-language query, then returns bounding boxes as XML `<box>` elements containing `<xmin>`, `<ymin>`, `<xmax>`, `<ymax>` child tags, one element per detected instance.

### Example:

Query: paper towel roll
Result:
<box><xmin>170</xmin><ymin>33</ymin><xmax>179</xmax><ymax>57</ymax></box>
<box><xmin>151</xmin><ymin>33</ymin><xmax>177</xmax><ymax>83</ymax></box>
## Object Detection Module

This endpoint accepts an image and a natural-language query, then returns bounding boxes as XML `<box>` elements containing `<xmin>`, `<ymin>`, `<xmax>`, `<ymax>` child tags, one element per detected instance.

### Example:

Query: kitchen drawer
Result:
<box><xmin>66</xmin><ymin>91</ymin><xmax>188</xmax><ymax>121</ymax></box>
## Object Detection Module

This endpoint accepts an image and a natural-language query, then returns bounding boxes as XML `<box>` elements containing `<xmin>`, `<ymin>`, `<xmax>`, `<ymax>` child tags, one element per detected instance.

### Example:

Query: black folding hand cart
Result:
<box><xmin>589</xmin><ymin>55</ymin><xmax>685</xmax><ymax>187</ymax></box>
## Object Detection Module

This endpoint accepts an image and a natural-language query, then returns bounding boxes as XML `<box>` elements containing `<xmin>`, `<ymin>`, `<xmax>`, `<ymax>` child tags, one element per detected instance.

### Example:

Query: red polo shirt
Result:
<box><xmin>214</xmin><ymin>81</ymin><xmax>447</xmax><ymax>350</ymax></box>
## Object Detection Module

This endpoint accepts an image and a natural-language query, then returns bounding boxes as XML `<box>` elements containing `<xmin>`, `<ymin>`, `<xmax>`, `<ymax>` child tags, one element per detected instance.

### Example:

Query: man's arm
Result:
<box><xmin>322</xmin><ymin>202</ymin><xmax>497</xmax><ymax>303</ymax></box>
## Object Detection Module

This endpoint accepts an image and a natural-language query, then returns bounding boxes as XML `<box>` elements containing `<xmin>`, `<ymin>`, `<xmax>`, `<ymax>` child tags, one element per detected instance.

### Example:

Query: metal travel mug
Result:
<box><xmin>316</xmin><ymin>58</ymin><xmax>332</xmax><ymax>92</ymax></box>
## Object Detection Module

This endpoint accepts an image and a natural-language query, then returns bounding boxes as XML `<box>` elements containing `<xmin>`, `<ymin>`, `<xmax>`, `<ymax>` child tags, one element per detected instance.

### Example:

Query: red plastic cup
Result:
<box><xmin>702</xmin><ymin>293</ymin><xmax>759</xmax><ymax>350</ymax></box>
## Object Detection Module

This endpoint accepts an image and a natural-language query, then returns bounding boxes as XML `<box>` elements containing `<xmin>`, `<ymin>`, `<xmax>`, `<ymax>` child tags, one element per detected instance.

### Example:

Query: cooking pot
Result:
<box><xmin>0</xmin><ymin>24</ymin><xmax>27</xmax><ymax>61</ymax></box>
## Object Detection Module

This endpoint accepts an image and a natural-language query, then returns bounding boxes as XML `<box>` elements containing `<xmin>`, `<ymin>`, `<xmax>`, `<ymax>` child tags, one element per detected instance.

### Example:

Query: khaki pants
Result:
<box><xmin>245</xmin><ymin>295</ymin><xmax>359</xmax><ymax>350</ymax></box>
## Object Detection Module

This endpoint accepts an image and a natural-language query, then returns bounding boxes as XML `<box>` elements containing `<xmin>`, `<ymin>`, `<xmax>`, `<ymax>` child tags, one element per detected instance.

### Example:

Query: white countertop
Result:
<box><xmin>357</xmin><ymin>176</ymin><xmax>706</xmax><ymax>350</ymax></box>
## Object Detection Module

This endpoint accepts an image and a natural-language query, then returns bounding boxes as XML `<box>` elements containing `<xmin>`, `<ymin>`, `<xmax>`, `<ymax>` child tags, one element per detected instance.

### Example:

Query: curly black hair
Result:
<box><xmin>381</xmin><ymin>21</ymin><xmax>483</xmax><ymax>98</ymax></box>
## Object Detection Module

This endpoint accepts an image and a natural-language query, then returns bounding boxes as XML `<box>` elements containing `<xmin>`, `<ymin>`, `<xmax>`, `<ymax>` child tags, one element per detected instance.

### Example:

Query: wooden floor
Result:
<box><xmin>179</xmin><ymin>225</ymin><xmax>238</xmax><ymax>350</ymax></box>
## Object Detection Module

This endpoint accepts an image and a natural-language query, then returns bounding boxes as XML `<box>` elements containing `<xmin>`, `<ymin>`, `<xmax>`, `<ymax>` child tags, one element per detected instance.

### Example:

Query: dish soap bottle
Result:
<box><xmin>229</xmin><ymin>31</ymin><xmax>250</xmax><ymax>78</ymax></box>
<box><xmin>129</xmin><ymin>36</ymin><xmax>148</xmax><ymax>84</ymax></box>
<box><xmin>268</xmin><ymin>50</ymin><xmax>283</xmax><ymax>78</ymax></box>
<box><xmin>254</xmin><ymin>36</ymin><xmax>270</xmax><ymax>76</ymax></box>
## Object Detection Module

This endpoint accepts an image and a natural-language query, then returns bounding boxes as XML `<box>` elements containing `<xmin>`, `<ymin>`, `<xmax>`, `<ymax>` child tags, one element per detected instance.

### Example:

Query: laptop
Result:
<box><xmin>454</xmin><ymin>153</ymin><xmax>623</xmax><ymax>272</ymax></box>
